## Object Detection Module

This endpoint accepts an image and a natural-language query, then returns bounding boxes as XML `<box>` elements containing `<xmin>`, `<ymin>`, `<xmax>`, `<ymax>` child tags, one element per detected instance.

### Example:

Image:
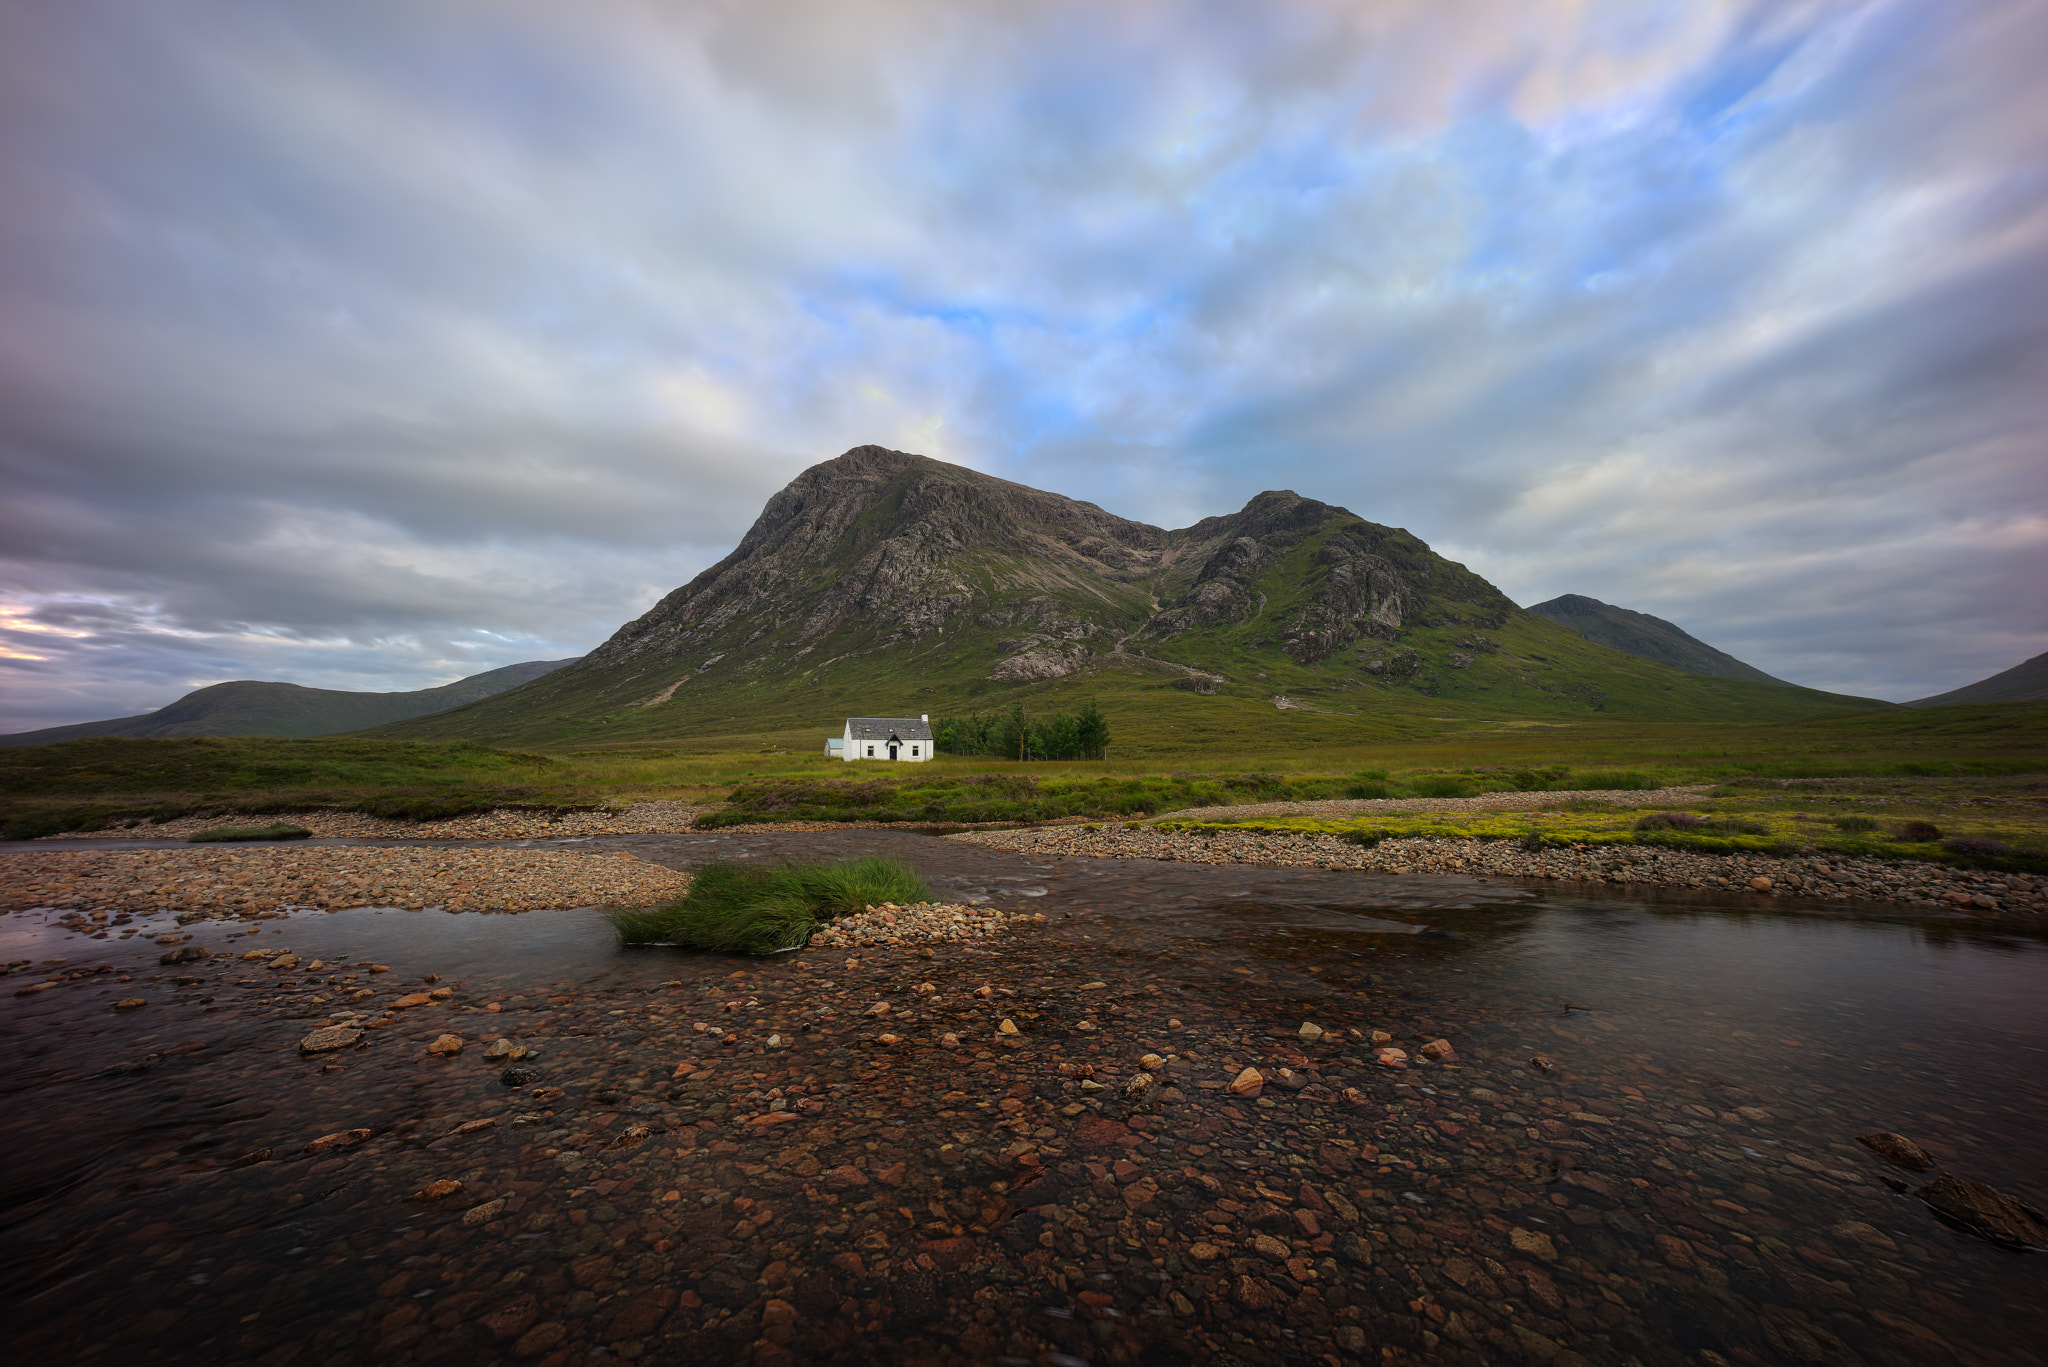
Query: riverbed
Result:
<box><xmin>2</xmin><ymin>829</ymin><xmax>2043</xmax><ymax>1366</ymax></box>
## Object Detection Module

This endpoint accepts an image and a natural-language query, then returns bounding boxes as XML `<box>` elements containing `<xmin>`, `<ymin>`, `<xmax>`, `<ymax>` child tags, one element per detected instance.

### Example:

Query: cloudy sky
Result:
<box><xmin>3</xmin><ymin>0</ymin><xmax>2044</xmax><ymax>731</ymax></box>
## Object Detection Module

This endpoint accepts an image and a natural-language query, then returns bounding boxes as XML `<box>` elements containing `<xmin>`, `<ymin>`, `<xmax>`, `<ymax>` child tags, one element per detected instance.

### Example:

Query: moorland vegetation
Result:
<box><xmin>3</xmin><ymin>702</ymin><xmax>2043</xmax><ymax>874</ymax></box>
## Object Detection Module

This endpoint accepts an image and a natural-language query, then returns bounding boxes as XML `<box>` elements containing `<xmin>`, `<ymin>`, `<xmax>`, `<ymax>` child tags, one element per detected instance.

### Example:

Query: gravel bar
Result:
<box><xmin>1157</xmin><ymin>784</ymin><xmax>1715</xmax><ymax>822</ymax></box>
<box><xmin>41</xmin><ymin>800</ymin><xmax>717</xmax><ymax>842</ymax></box>
<box><xmin>952</xmin><ymin>824</ymin><xmax>2048</xmax><ymax>918</ymax></box>
<box><xmin>1</xmin><ymin>845</ymin><xmax>692</xmax><ymax>923</ymax></box>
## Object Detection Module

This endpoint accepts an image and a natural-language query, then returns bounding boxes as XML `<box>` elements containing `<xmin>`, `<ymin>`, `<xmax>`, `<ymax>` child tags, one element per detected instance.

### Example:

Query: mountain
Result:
<box><xmin>1524</xmin><ymin>594</ymin><xmax>1791</xmax><ymax>686</ymax></box>
<box><xmin>1907</xmin><ymin>650</ymin><xmax>2048</xmax><ymax>708</ymax></box>
<box><xmin>0</xmin><ymin>659</ymin><xmax>580</xmax><ymax>747</ymax></box>
<box><xmin>368</xmin><ymin>446</ymin><xmax>1888</xmax><ymax>749</ymax></box>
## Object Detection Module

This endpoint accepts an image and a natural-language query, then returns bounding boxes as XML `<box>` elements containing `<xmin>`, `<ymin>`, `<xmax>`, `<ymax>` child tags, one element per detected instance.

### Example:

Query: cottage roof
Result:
<box><xmin>845</xmin><ymin>716</ymin><xmax>933</xmax><ymax>743</ymax></box>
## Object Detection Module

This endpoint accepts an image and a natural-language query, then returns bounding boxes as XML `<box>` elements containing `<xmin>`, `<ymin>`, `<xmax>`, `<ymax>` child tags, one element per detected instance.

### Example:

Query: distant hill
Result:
<box><xmin>0</xmin><ymin>659</ymin><xmax>580</xmax><ymax>747</ymax></box>
<box><xmin>366</xmin><ymin>445</ymin><xmax>1887</xmax><ymax>750</ymax></box>
<box><xmin>1907</xmin><ymin>650</ymin><xmax>2048</xmax><ymax>708</ymax></box>
<box><xmin>1525</xmin><ymin>594</ymin><xmax>1790</xmax><ymax>686</ymax></box>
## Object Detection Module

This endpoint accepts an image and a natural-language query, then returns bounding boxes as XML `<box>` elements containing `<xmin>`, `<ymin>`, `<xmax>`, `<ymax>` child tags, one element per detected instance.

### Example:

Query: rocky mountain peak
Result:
<box><xmin>567</xmin><ymin>445</ymin><xmax>1519</xmax><ymax>696</ymax></box>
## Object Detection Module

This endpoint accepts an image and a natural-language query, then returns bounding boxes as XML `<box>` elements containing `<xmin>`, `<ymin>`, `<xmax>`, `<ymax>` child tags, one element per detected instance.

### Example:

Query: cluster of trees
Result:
<box><xmin>935</xmin><ymin>700</ymin><xmax>1110</xmax><ymax>761</ymax></box>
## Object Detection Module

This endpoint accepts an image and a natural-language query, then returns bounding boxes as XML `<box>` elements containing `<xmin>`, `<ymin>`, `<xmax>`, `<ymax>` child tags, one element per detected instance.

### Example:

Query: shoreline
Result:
<box><xmin>950</xmin><ymin>824</ymin><xmax>2048</xmax><ymax>921</ymax></box>
<box><xmin>6</xmin><ymin>829</ymin><xmax>2045</xmax><ymax>1363</ymax></box>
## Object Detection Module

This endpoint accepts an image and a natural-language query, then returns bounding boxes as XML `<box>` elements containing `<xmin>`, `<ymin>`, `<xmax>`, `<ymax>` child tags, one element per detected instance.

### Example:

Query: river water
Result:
<box><xmin>2</xmin><ymin>830</ymin><xmax>2042</xmax><ymax>1366</ymax></box>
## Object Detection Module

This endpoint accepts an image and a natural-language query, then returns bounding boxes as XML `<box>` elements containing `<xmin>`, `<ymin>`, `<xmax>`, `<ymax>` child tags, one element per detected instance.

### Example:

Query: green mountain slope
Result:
<box><xmin>1907</xmin><ymin>650</ymin><xmax>2048</xmax><ymax>707</ymax></box>
<box><xmin>1526</xmin><ymin>594</ymin><xmax>1790</xmax><ymax>685</ymax></box>
<box><xmin>0</xmin><ymin>659</ymin><xmax>579</xmax><ymax>747</ymax></box>
<box><xmin>367</xmin><ymin>446</ymin><xmax>1890</xmax><ymax>748</ymax></box>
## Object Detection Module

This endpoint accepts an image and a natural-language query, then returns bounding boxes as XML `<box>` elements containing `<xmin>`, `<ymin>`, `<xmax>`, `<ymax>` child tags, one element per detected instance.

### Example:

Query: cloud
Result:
<box><xmin>1</xmin><ymin>0</ymin><xmax>2043</xmax><ymax>729</ymax></box>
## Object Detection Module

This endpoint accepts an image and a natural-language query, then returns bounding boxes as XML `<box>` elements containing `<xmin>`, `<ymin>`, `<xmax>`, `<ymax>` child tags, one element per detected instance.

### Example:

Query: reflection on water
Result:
<box><xmin>1</xmin><ymin>830</ymin><xmax>2042</xmax><ymax>1365</ymax></box>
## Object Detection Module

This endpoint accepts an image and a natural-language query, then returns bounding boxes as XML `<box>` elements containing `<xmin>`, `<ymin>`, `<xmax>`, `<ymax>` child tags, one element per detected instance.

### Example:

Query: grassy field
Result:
<box><xmin>3</xmin><ymin>701</ymin><xmax>2043</xmax><ymax>845</ymax></box>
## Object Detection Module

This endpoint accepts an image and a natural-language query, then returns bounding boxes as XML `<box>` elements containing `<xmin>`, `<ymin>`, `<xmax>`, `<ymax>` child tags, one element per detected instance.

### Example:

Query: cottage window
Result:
<box><xmin>911</xmin><ymin>745</ymin><xmax>919</xmax><ymax>756</ymax></box>
<box><xmin>866</xmin><ymin>745</ymin><xmax>874</xmax><ymax>757</ymax></box>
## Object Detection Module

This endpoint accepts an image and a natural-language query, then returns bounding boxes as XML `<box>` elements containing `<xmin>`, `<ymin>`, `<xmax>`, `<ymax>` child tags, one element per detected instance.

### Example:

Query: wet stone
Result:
<box><xmin>1858</xmin><ymin>1130</ymin><xmax>1936</xmax><ymax>1170</ymax></box>
<box><xmin>298</xmin><ymin>1026</ymin><xmax>361</xmax><ymax>1056</ymax></box>
<box><xmin>1917</xmin><ymin>1173</ymin><xmax>2048</xmax><ymax>1249</ymax></box>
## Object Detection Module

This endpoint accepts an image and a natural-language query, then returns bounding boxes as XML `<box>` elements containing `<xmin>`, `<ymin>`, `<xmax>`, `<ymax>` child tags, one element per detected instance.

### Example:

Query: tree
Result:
<box><xmin>1075</xmin><ymin>697</ymin><xmax>1110</xmax><ymax>760</ymax></box>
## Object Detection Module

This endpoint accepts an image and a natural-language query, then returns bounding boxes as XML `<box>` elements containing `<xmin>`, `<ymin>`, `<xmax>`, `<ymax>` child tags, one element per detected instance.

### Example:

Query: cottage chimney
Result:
<box><xmin>920</xmin><ymin>713</ymin><xmax>928</xmax><ymax>723</ymax></box>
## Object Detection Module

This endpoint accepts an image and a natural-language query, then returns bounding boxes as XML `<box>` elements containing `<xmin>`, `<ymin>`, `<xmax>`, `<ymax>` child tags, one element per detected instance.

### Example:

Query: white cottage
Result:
<box><xmin>839</xmin><ymin>714</ymin><xmax>934</xmax><ymax>762</ymax></box>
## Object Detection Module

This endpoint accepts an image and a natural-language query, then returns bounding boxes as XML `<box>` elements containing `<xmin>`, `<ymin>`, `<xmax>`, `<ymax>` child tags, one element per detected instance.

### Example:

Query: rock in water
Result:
<box><xmin>298</xmin><ymin>1026</ymin><xmax>362</xmax><ymax>1056</ymax></box>
<box><xmin>1915</xmin><ymin>1173</ymin><xmax>2047</xmax><ymax>1249</ymax></box>
<box><xmin>409</xmin><ymin>1179</ymin><xmax>463</xmax><ymax>1202</ymax></box>
<box><xmin>1857</xmin><ymin>1131</ymin><xmax>1936</xmax><ymax>1171</ymax></box>
<box><xmin>500</xmin><ymin>1066</ymin><xmax>542</xmax><ymax>1087</ymax></box>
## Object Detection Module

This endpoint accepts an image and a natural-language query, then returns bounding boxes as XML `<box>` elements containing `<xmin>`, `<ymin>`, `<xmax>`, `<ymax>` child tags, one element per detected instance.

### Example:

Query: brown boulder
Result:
<box><xmin>1916</xmin><ymin>1173</ymin><xmax>2047</xmax><ymax>1249</ymax></box>
<box><xmin>304</xmin><ymin>1128</ymin><xmax>373</xmax><ymax>1154</ymax></box>
<box><xmin>409</xmin><ymin>1179</ymin><xmax>464</xmax><ymax>1202</ymax></box>
<box><xmin>1231</xmin><ymin>1274</ymin><xmax>1283</xmax><ymax>1310</ymax></box>
<box><xmin>1857</xmin><ymin>1131</ymin><xmax>1935</xmax><ymax>1171</ymax></box>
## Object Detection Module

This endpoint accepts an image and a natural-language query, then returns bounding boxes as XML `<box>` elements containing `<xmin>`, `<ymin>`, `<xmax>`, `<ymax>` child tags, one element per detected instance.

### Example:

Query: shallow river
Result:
<box><xmin>2</xmin><ymin>830</ymin><xmax>2043</xmax><ymax>1367</ymax></box>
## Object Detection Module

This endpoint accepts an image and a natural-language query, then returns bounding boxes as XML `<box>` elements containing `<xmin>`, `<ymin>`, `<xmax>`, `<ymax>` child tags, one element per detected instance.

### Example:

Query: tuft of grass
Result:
<box><xmin>1634</xmin><ymin>812</ymin><xmax>1705</xmax><ymax>832</ymax></box>
<box><xmin>188</xmin><ymin>823</ymin><xmax>313</xmax><ymax>842</ymax></box>
<box><xmin>779</xmin><ymin>857</ymin><xmax>932</xmax><ymax>917</ymax></box>
<box><xmin>1893</xmin><ymin>821</ymin><xmax>1942</xmax><ymax>842</ymax></box>
<box><xmin>609</xmin><ymin>857</ymin><xmax>930</xmax><ymax>954</ymax></box>
<box><xmin>1833</xmin><ymin>814</ymin><xmax>1881</xmax><ymax>833</ymax></box>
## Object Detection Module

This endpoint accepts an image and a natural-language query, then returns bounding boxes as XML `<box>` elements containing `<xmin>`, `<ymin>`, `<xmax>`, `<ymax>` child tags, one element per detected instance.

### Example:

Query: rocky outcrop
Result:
<box><xmin>987</xmin><ymin>650</ymin><xmax>1088</xmax><ymax>682</ymax></box>
<box><xmin>586</xmin><ymin>447</ymin><xmax>1159</xmax><ymax>673</ymax></box>
<box><xmin>1139</xmin><ymin>489</ymin><xmax>1504</xmax><ymax>664</ymax></box>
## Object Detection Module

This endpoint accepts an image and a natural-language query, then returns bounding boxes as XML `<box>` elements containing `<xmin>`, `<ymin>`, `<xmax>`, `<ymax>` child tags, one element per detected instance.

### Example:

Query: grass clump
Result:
<box><xmin>1633</xmin><ymin>812</ymin><xmax>1705</xmax><ymax>832</ymax></box>
<box><xmin>188</xmin><ymin>823</ymin><xmax>313</xmax><ymax>842</ymax></box>
<box><xmin>609</xmin><ymin>857</ymin><xmax>930</xmax><ymax>954</ymax></box>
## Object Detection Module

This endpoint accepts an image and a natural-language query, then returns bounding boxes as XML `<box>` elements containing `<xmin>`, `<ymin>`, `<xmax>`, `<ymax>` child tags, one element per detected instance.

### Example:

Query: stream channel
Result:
<box><xmin>3</xmin><ymin>828</ymin><xmax>2043</xmax><ymax>1366</ymax></box>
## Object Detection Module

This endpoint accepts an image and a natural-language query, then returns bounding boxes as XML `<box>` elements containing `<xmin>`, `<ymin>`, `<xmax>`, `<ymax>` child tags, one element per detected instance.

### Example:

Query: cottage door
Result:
<box><xmin>888</xmin><ymin>744</ymin><xmax>899</xmax><ymax>760</ymax></box>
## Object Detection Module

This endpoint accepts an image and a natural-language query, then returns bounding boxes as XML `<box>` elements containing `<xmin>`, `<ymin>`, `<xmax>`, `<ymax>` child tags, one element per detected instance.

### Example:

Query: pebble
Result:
<box><xmin>808</xmin><ymin>901</ymin><xmax>1043</xmax><ymax>948</ymax></box>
